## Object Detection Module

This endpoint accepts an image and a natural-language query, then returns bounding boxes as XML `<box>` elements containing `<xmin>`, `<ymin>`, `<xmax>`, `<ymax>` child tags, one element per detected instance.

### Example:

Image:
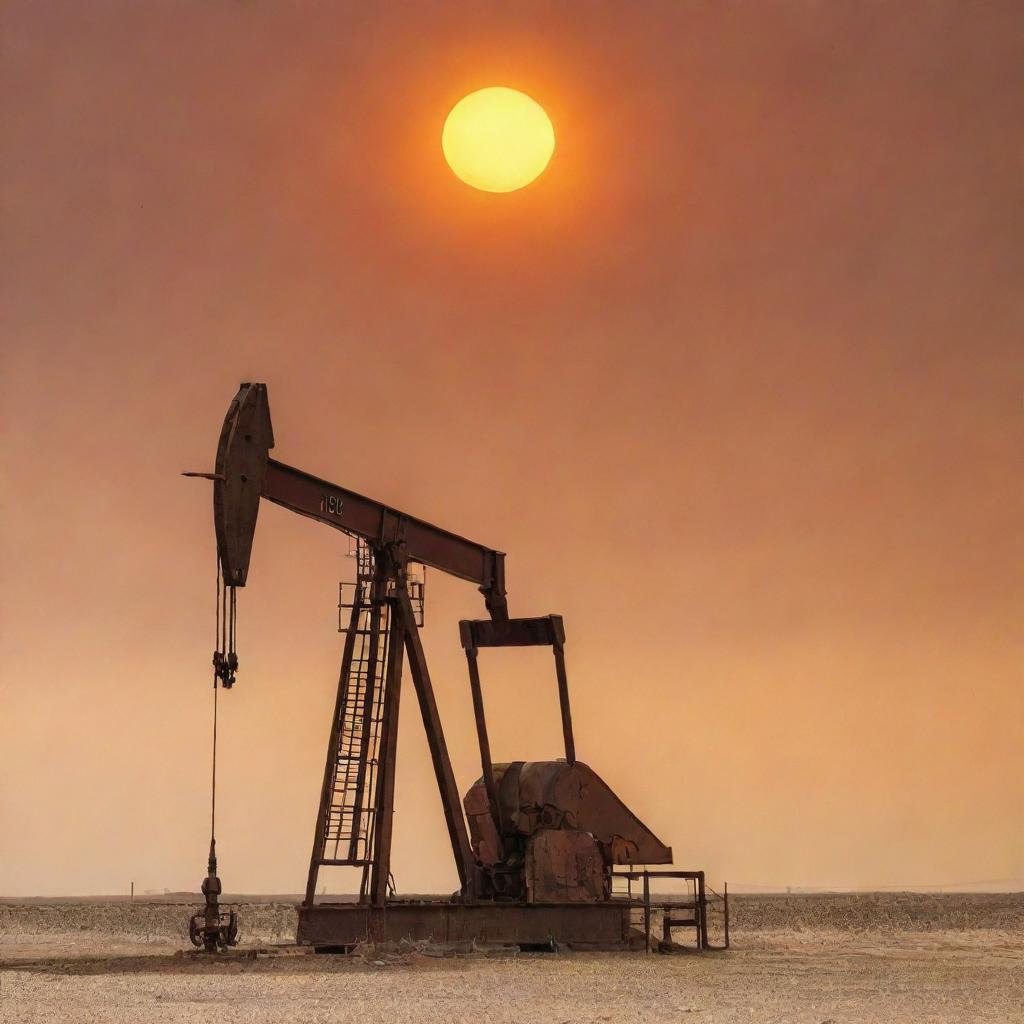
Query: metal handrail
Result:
<box><xmin>610</xmin><ymin>869</ymin><xmax>730</xmax><ymax>952</ymax></box>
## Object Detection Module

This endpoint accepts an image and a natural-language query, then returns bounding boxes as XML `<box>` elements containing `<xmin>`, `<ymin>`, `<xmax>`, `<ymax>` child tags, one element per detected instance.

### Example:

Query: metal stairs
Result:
<box><xmin>321</xmin><ymin>542</ymin><xmax>390</xmax><ymax>874</ymax></box>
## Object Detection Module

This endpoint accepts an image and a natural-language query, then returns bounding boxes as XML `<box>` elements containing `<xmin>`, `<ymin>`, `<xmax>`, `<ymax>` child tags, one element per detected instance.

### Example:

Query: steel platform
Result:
<box><xmin>297</xmin><ymin>900</ymin><xmax>643</xmax><ymax>951</ymax></box>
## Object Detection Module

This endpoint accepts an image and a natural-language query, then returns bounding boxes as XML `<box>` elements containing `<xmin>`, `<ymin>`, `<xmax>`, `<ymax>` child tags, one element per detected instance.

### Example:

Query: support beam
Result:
<box><xmin>463</xmin><ymin>646</ymin><xmax>502</xmax><ymax>837</ymax></box>
<box><xmin>369</xmin><ymin>600</ymin><xmax>406</xmax><ymax>907</ymax></box>
<box><xmin>552</xmin><ymin>643</ymin><xmax>576</xmax><ymax>765</ymax></box>
<box><xmin>459</xmin><ymin>614</ymin><xmax>576</xmax><ymax>766</ymax></box>
<box><xmin>260</xmin><ymin>457</ymin><xmax>507</xmax><ymax>617</ymax></box>
<box><xmin>401</xmin><ymin>591</ymin><xmax>475</xmax><ymax>897</ymax></box>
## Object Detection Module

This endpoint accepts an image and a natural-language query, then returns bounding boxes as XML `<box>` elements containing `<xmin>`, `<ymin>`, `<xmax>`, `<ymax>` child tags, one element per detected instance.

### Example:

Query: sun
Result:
<box><xmin>442</xmin><ymin>87</ymin><xmax>555</xmax><ymax>193</ymax></box>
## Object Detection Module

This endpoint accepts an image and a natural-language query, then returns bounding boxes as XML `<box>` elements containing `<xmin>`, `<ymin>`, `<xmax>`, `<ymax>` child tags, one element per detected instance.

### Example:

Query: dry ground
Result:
<box><xmin>1</xmin><ymin>894</ymin><xmax>1021</xmax><ymax>1023</ymax></box>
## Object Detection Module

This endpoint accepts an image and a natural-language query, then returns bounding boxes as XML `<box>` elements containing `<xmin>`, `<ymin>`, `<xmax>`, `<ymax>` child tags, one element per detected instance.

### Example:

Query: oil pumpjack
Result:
<box><xmin>187</xmin><ymin>383</ymin><xmax>723</xmax><ymax>951</ymax></box>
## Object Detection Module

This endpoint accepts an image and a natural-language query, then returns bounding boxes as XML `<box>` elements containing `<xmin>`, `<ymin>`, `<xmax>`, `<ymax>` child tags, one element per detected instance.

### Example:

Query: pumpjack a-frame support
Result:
<box><xmin>304</xmin><ymin>556</ymin><xmax>477</xmax><ymax>907</ymax></box>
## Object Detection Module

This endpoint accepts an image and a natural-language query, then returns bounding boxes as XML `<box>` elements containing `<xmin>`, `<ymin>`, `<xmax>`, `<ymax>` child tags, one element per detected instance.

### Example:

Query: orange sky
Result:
<box><xmin>2</xmin><ymin>2</ymin><xmax>1022</xmax><ymax>896</ymax></box>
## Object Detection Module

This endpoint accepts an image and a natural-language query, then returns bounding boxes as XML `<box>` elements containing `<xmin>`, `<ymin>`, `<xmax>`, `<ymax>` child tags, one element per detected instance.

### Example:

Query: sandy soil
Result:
<box><xmin>1</xmin><ymin>895</ymin><xmax>1021</xmax><ymax>1023</ymax></box>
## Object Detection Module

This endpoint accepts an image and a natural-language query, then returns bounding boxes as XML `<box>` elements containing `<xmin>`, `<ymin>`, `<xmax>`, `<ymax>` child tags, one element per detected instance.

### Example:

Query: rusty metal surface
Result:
<box><xmin>525</xmin><ymin>830</ymin><xmax>605</xmax><ymax>903</ymax></box>
<box><xmin>262</xmin><ymin>459</ymin><xmax>508</xmax><ymax>617</ymax></box>
<box><xmin>297</xmin><ymin>901</ymin><xmax>636</xmax><ymax>950</ymax></box>
<box><xmin>459</xmin><ymin>615</ymin><xmax>564</xmax><ymax>648</ymax></box>
<box><xmin>189</xmin><ymin>840</ymin><xmax>238</xmax><ymax>953</ymax></box>
<box><xmin>473</xmin><ymin>761</ymin><xmax>672</xmax><ymax>865</ymax></box>
<box><xmin>213</xmin><ymin>383</ymin><xmax>274</xmax><ymax>587</ymax></box>
<box><xmin>464</xmin><ymin>760</ymin><xmax>671</xmax><ymax>904</ymax></box>
<box><xmin>463</xmin><ymin>783</ymin><xmax>502</xmax><ymax>866</ymax></box>
<box><xmin>551</xmin><ymin>643</ymin><xmax>575</xmax><ymax>765</ymax></box>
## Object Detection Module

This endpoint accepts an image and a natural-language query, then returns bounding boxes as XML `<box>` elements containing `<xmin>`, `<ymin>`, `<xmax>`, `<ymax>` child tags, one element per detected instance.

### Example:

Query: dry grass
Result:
<box><xmin>1</xmin><ymin>894</ymin><xmax>1021</xmax><ymax>1023</ymax></box>
<box><xmin>731</xmin><ymin>891</ymin><xmax>1024</xmax><ymax>932</ymax></box>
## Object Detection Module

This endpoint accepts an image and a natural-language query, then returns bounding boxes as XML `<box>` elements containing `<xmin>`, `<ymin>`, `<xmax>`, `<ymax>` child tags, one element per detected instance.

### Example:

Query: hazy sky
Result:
<box><xmin>2</xmin><ymin>2</ymin><xmax>1022</xmax><ymax>896</ymax></box>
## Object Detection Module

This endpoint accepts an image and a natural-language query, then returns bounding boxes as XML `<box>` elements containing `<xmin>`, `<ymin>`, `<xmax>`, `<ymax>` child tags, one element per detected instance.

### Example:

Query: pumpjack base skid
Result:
<box><xmin>296</xmin><ymin>900</ymin><xmax>647</xmax><ymax>952</ymax></box>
